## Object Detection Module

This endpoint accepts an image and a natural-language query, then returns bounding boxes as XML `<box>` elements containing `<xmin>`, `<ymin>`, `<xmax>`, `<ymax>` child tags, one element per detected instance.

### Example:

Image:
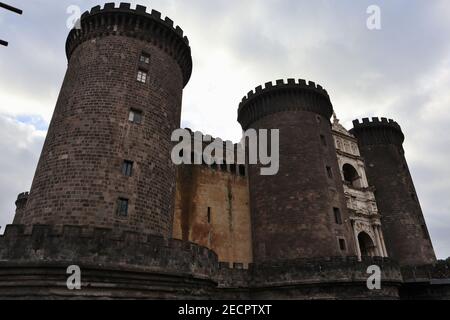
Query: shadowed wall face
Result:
<box><xmin>238</xmin><ymin>81</ymin><xmax>356</xmax><ymax>263</ymax></box>
<box><xmin>351</xmin><ymin>119</ymin><xmax>436</xmax><ymax>266</ymax></box>
<box><xmin>18</xmin><ymin>5</ymin><xmax>192</xmax><ymax>237</ymax></box>
<box><xmin>173</xmin><ymin>165</ymin><xmax>252</xmax><ymax>265</ymax></box>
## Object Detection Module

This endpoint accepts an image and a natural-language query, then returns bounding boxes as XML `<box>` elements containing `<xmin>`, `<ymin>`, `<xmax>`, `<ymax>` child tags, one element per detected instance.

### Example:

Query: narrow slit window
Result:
<box><xmin>334</xmin><ymin>207</ymin><xmax>342</xmax><ymax>225</ymax></box>
<box><xmin>129</xmin><ymin>109</ymin><xmax>142</xmax><ymax>124</ymax></box>
<box><xmin>326</xmin><ymin>166</ymin><xmax>333</xmax><ymax>179</ymax></box>
<box><xmin>122</xmin><ymin>160</ymin><xmax>133</xmax><ymax>177</ymax></box>
<box><xmin>207</xmin><ymin>207</ymin><xmax>211</xmax><ymax>224</ymax></box>
<box><xmin>117</xmin><ymin>198</ymin><xmax>129</xmax><ymax>217</ymax></box>
<box><xmin>320</xmin><ymin>134</ymin><xmax>327</xmax><ymax>146</ymax></box>
<box><xmin>339</xmin><ymin>239</ymin><xmax>346</xmax><ymax>251</ymax></box>
<box><xmin>137</xmin><ymin>69</ymin><xmax>148</xmax><ymax>83</ymax></box>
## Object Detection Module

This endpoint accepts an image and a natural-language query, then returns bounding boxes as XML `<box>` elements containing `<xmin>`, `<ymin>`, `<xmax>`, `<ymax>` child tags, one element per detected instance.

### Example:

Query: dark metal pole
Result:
<box><xmin>0</xmin><ymin>2</ymin><xmax>23</xmax><ymax>46</ymax></box>
<box><xmin>0</xmin><ymin>2</ymin><xmax>23</xmax><ymax>15</ymax></box>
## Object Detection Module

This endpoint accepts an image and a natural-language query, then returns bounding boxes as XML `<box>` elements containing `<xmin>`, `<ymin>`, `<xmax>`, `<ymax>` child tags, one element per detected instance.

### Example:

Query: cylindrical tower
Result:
<box><xmin>238</xmin><ymin>79</ymin><xmax>356</xmax><ymax>263</ymax></box>
<box><xmin>20</xmin><ymin>3</ymin><xmax>192</xmax><ymax>237</ymax></box>
<box><xmin>351</xmin><ymin>117</ymin><xmax>436</xmax><ymax>266</ymax></box>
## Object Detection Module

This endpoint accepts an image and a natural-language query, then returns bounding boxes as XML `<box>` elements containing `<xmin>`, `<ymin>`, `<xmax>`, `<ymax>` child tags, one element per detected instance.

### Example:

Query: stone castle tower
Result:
<box><xmin>237</xmin><ymin>81</ymin><xmax>356</xmax><ymax>263</ymax></box>
<box><xmin>16</xmin><ymin>2</ymin><xmax>192</xmax><ymax>237</ymax></box>
<box><xmin>351</xmin><ymin>119</ymin><xmax>436</xmax><ymax>266</ymax></box>
<box><xmin>1</xmin><ymin>3</ymin><xmax>449</xmax><ymax>300</ymax></box>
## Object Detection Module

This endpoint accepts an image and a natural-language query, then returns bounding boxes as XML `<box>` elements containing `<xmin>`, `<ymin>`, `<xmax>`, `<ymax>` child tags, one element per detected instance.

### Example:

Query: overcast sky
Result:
<box><xmin>0</xmin><ymin>0</ymin><xmax>449</xmax><ymax>259</ymax></box>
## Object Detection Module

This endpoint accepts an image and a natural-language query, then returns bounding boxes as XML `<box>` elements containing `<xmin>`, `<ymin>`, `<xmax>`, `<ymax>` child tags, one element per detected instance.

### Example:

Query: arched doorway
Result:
<box><xmin>342</xmin><ymin>164</ymin><xmax>362</xmax><ymax>188</ymax></box>
<box><xmin>358</xmin><ymin>232</ymin><xmax>376</xmax><ymax>257</ymax></box>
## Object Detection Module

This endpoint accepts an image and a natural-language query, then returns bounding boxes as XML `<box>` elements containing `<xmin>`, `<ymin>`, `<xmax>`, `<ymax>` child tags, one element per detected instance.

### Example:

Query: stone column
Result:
<box><xmin>373</xmin><ymin>225</ymin><xmax>384</xmax><ymax>257</ymax></box>
<box><xmin>352</xmin><ymin>221</ymin><xmax>362</xmax><ymax>261</ymax></box>
<box><xmin>378</xmin><ymin>225</ymin><xmax>388</xmax><ymax>257</ymax></box>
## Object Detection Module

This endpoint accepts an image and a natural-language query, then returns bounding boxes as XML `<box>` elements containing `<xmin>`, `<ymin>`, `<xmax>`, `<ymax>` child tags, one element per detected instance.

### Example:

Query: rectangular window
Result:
<box><xmin>207</xmin><ymin>207</ymin><xmax>211</xmax><ymax>224</ymax></box>
<box><xmin>122</xmin><ymin>160</ymin><xmax>133</xmax><ymax>177</ymax></box>
<box><xmin>334</xmin><ymin>207</ymin><xmax>342</xmax><ymax>225</ymax></box>
<box><xmin>320</xmin><ymin>134</ymin><xmax>327</xmax><ymax>146</ymax></box>
<box><xmin>339</xmin><ymin>238</ymin><xmax>346</xmax><ymax>251</ymax></box>
<box><xmin>140</xmin><ymin>53</ymin><xmax>150</xmax><ymax>64</ymax></box>
<box><xmin>239</xmin><ymin>165</ymin><xmax>246</xmax><ymax>177</ymax></box>
<box><xmin>117</xmin><ymin>198</ymin><xmax>129</xmax><ymax>217</ymax></box>
<box><xmin>129</xmin><ymin>109</ymin><xmax>142</xmax><ymax>124</ymax></box>
<box><xmin>137</xmin><ymin>69</ymin><xmax>148</xmax><ymax>83</ymax></box>
<box><xmin>326</xmin><ymin>166</ymin><xmax>333</xmax><ymax>179</ymax></box>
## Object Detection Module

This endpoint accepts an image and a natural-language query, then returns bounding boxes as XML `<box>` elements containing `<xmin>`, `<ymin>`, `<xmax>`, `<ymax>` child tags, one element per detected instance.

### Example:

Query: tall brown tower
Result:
<box><xmin>237</xmin><ymin>79</ymin><xmax>356</xmax><ymax>263</ymax></box>
<box><xmin>351</xmin><ymin>118</ymin><xmax>436</xmax><ymax>266</ymax></box>
<box><xmin>18</xmin><ymin>3</ymin><xmax>192</xmax><ymax>236</ymax></box>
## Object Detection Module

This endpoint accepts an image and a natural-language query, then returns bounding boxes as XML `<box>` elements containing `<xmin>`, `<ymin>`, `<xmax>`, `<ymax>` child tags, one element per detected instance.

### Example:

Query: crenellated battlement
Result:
<box><xmin>250</xmin><ymin>256</ymin><xmax>403</xmax><ymax>288</ymax></box>
<box><xmin>351</xmin><ymin>117</ymin><xmax>405</xmax><ymax>146</ymax></box>
<box><xmin>352</xmin><ymin>117</ymin><xmax>402</xmax><ymax>132</ymax></box>
<box><xmin>1</xmin><ymin>224</ymin><xmax>214</xmax><ymax>254</ymax></box>
<box><xmin>251</xmin><ymin>255</ymin><xmax>395</xmax><ymax>268</ymax></box>
<box><xmin>14</xmin><ymin>192</ymin><xmax>29</xmax><ymax>215</ymax></box>
<box><xmin>401</xmin><ymin>260</ymin><xmax>450</xmax><ymax>281</ymax></box>
<box><xmin>218</xmin><ymin>256</ymin><xmax>397</xmax><ymax>271</ymax></box>
<box><xmin>239</xmin><ymin>78</ymin><xmax>330</xmax><ymax>111</ymax></box>
<box><xmin>0</xmin><ymin>224</ymin><xmax>402</xmax><ymax>283</ymax></box>
<box><xmin>215</xmin><ymin>256</ymin><xmax>403</xmax><ymax>291</ymax></box>
<box><xmin>16</xmin><ymin>192</ymin><xmax>29</xmax><ymax>200</ymax></box>
<box><xmin>0</xmin><ymin>223</ymin><xmax>408</xmax><ymax>299</ymax></box>
<box><xmin>177</xmin><ymin>128</ymin><xmax>247</xmax><ymax>176</ymax></box>
<box><xmin>80</xmin><ymin>2</ymin><xmax>189</xmax><ymax>40</ymax></box>
<box><xmin>65</xmin><ymin>2</ymin><xmax>192</xmax><ymax>85</ymax></box>
<box><xmin>237</xmin><ymin>78</ymin><xmax>333</xmax><ymax>130</ymax></box>
<box><xmin>0</xmin><ymin>224</ymin><xmax>218</xmax><ymax>278</ymax></box>
<box><xmin>15</xmin><ymin>192</ymin><xmax>29</xmax><ymax>205</ymax></box>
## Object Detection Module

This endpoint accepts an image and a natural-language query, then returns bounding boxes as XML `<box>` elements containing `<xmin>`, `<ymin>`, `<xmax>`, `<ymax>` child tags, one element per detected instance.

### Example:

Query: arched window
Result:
<box><xmin>342</xmin><ymin>164</ymin><xmax>362</xmax><ymax>188</ymax></box>
<box><xmin>358</xmin><ymin>232</ymin><xmax>376</xmax><ymax>257</ymax></box>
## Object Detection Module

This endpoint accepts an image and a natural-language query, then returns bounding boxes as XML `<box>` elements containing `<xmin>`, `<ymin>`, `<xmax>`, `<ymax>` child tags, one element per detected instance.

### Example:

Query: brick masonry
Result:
<box><xmin>237</xmin><ymin>81</ymin><xmax>356</xmax><ymax>263</ymax></box>
<box><xmin>19</xmin><ymin>4</ymin><xmax>191</xmax><ymax>237</ymax></box>
<box><xmin>2</xmin><ymin>3</ymin><xmax>449</xmax><ymax>300</ymax></box>
<box><xmin>351</xmin><ymin>119</ymin><xmax>436</xmax><ymax>266</ymax></box>
<box><xmin>173</xmin><ymin>165</ymin><xmax>252</xmax><ymax>266</ymax></box>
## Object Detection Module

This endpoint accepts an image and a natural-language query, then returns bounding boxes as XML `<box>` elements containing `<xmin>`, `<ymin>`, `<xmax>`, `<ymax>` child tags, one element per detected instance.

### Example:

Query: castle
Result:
<box><xmin>1</xmin><ymin>3</ymin><xmax>449</xmax><ymax>299</ymax></box>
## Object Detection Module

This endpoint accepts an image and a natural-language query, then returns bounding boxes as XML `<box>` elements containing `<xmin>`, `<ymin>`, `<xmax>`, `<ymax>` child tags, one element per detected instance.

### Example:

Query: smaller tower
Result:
<box><xmin>238</xmin><ymin>79</ymin><xmax>356</xmax><ymax>263</ymax></box>
<box><xmin>13</xmin><ymin>192</ymin><xmax>28</xmax><ymax>224</ymax></box>
<box><xmin>351</xmin><ymin>118</ymin><xmax>436</xmax><ymax>266</ymax></box>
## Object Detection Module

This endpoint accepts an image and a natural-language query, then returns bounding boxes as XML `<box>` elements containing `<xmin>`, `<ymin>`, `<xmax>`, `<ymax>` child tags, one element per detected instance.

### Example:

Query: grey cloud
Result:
<box><xmin>0</xmin><ymin>0</ymin><xmax>449</xmax><ymax>258</ymax></box>
<box><xmin>0</xmin><ymin>115</ymin><xmax>44</xmax><ymax>233</ymax></box>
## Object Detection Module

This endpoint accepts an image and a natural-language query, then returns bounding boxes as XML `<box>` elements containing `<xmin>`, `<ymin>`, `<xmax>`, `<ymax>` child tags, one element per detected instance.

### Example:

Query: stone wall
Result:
<box><xmin>249</xmin><ymin>256</ymin><xmax>402</xmax><ymax>300</ymax></box>
<box><xmin>2</xmin><ymin>224</ymin><xmax>447</xmax><ymax>300</ymax></box>
<box><xmin>173</xmin><ymin>165</ymin><xmax>252</xmax><ymax>265</ymax></box>
<box><xmin>214</xmin><ymin>256</ymin><xmax>403</xmax><ymax>300</ymax></box>
<box><xmin>0</xmin><ymin>224</ymin><xmax>218</xmax><ymax>299</ymax></box>
<box><xmin>400</xmin><ymin>260</ymin><xmax>450</xmax><ymax>300</ymax></box>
